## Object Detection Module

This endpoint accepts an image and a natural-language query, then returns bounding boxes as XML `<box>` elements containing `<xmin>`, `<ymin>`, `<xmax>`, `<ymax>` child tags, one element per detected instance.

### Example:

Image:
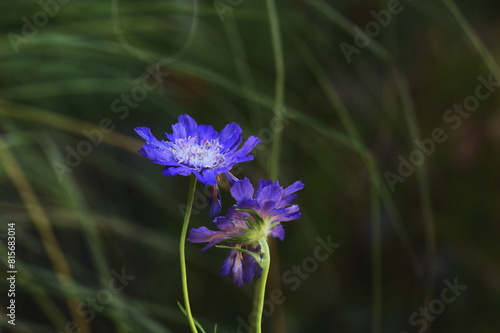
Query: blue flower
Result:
<box><xmin>135</xmin><ymin>115</ymin><xmax>260</xmax><ymax>215</ymax></box>
<box><xmin>187</xmin><ymin>178</ymin><xmax>304</xmax><ymax>287</ymax></box>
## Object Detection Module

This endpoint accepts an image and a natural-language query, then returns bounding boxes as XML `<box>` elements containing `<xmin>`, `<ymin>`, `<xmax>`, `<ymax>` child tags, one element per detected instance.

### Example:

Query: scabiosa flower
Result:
<box><xmin>187</xmin><ymin>177</ymin><xmax>304</xmax><ymax>287</ymax></box>
<box><xmin>135</xmin><ymin>115</ymin><xmax>260</xmax><ymax>215</ymax></box>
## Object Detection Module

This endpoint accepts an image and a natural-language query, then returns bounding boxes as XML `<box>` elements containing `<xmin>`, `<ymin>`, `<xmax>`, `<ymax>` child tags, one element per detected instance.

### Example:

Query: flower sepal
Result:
<box><xmin>235</xmin><ymin>208</ymin><xmax>266</xmax><ymax>225</ymax></box>
<box><xmin>215</xmin><ymin>244</ymin><xmax>263</xmax><ymax>264</ymax></box>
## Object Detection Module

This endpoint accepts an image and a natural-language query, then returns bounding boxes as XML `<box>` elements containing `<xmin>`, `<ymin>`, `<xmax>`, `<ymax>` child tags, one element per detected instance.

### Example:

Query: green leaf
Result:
<box><xmin>177</xmin><ymin>302</ymin><xmax>207</xmax><ymax>333</ymax></box>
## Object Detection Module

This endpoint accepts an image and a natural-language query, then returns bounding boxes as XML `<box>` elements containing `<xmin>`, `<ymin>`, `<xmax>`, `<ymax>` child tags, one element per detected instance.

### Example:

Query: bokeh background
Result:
<box><xmin>1</xmin><ymin>0</ymin><xmax>499</xmax><ymax>332</ymax></box>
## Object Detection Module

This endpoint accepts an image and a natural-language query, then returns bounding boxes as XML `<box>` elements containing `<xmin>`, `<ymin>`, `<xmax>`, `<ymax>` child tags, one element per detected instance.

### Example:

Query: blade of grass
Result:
<box><xmin>442</xmin><ymin>0</ymin><xmax>500</xmax><ymax>81</ymax></box>
<box><xmin>285</xmin><ymin>32</ymin><xmax>419</xmax><ymax>333</ymax></box>
<box><xmin>221</xmin><ymin>13</ymin><xmax>262</xmax><ymax>122</ymax></box>
<box><xmin>368</xmin><ymin>159</ymin><xmax>382</xmax><ymax>333</ymax></box>
<box><xmin>264</xmin><ymin>0</ymin><xmax>287</xmax><ymax>331</ymax></box>
<box><xmin>0</xmin><ymin>128</ymin><xmax>138</xmax><ymax>332</ymax></box>
<box><xmin>0</xmin><ymin>100</ymin><xmax>141</xmax><ymax>153</ymax></box>
<box><xmin>304</xmin><ymin>0</ymin><xmax>393</xmax><ymax>64</ymax></box>
<box><xmin>288</xmin><ymin>33</ymin><xmax>415</xmax><ymax>255</ymax></box>
<box><xmin>0</xmin><ymin>133</ymin><xmax>92</xmax><ymax>333</ymax></box>
<box><xmin>395</xmin><ymin>73</ymin><xmax>436</xmax><ymax>332</ymax></box>
<box><xmin>42</xmin><ymin>134</ymin><xmax>133</xmax><ymax>333</ymax></box>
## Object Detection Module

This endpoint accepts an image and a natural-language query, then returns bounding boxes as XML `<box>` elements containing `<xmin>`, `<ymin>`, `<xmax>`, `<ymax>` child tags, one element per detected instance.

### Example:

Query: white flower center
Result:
<box><xmin>170</xmin><ymin>137</ymin><xmax>225</xmax><ymax>170</ymax></box>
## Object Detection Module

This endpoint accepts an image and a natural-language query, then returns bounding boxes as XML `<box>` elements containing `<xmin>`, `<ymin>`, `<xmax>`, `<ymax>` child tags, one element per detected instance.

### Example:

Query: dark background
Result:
<box><xmin>0</xmin><ymin>0</ymin><xmax>499</xmax><ymax>332</ymax></box>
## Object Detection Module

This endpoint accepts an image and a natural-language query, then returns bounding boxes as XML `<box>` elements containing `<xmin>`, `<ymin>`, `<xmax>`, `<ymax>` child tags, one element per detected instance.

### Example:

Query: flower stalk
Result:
<box><xmin>180</xmin><ymin>175</ymin><xmax>199</xmax><ymax>333</ymax></box>
<box><xmin>254</xmin><ymin>237</ymin><xmax>271</xmax><ymax>333</ymax></box>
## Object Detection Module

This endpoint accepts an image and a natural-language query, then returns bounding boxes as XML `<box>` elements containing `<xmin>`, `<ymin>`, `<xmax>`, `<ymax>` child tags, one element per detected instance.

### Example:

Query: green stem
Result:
<box><xmin>396</xmin><ymin>74</ymin><xmax>435</xmax><ymax>331</ymax></box>
<box><xmin>180</xmin><ymin>175</ymin><xmax>198</xmax><ymax>333</ymax></box>
<box><xmin>254</xmin><ymin>237</ymin><xmax>271</xmax><ymax>333</ymax></box>
<box><xmin>266</xmin><ymin>0</ymin><xmax>286</xmax><ymax>180</ymax></box>
<box><xmin>264</xmin><ymin>2</ymin><xmax>287</xmax><ymax>331</ymax></box>
<box><xmin>369</xmin><ymin>160</ymin><xmax>382</xmax><ymax>333</ymax></box>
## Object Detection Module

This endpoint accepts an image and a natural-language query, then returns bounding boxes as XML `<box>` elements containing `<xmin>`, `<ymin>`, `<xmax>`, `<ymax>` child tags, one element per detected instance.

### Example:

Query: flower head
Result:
<box><xmin>187</xmin><ymin>178</ymin><xmax>304</xmax><ymax>286</ymax></box>
<box><xmin>135</xmin><ymin>115</ymin><xmax>260</xmax><ymax>186</ymax></box>
<box><xmin>135</xmin><ymin>115</ymin><xmax>260</xmax><ymax>216</ymax></box>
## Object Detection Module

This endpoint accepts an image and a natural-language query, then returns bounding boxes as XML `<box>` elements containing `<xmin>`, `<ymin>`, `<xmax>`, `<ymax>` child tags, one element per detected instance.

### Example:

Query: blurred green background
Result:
<box><xmin>1</xmin><ymin>0</ymin><xmax>499</xmax><ymax>332</ymax></box>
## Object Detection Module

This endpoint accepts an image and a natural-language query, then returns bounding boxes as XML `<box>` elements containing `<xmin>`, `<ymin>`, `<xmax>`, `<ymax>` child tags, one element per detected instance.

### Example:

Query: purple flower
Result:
<box><xmin>187</xmin><ymin>178</ymin><xmax>304</xmax><ymax>287</ymax></box>
<box><xmin>135</xmin><ymin>115</ymin><xmax>260</xmax><ymax>215</ymax></box>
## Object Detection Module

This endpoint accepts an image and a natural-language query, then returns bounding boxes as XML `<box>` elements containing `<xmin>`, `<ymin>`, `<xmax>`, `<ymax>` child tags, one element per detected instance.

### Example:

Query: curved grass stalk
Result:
<box><xmin>111</xmin><ymin>0</ymin><xmax>199</xmax><ymax>65</ymax></box>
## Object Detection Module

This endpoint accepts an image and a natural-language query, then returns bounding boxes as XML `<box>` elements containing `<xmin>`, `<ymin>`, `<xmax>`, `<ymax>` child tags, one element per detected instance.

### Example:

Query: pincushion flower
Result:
<box><xmin>187</xmin><ymin>177</ymin><xmax>304</xmax><ymax>286</ymax></box>
<box><xmin>135</xmin><ymin>114</ymin><xmax>261</xmax><ymax>215</ymax></box>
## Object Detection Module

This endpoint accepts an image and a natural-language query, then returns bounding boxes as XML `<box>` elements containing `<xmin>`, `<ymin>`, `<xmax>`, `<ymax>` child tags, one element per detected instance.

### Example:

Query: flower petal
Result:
<box><xmin>256</xmin><ymin>181</ymin><xmax>282</xmax><ymax>206</ymax></box>
<box><xmin>269</xmin><ymin>223</ymin><xmax>285</xmax><ymax>240</ymax></box>
<box><xmin>178</xmin><ymin>114</ymin><xmax>198</xmax><ymax>136</ymax></box>
<box><xmin>256</xmin><ymin>179</ymin><xmax>273</xmax><ymax>195</ymax></box>
<box><xmin>135</xmin><ymin>127</ymin><xmax>160</xmax><ymax>144</ymax></box>
<box><xmin>230</xmin><ymin>178</ymin><xmax>254</xmax><ymax>203</ymax></box>
<box><xmin>221</xmin><ymin>250</ymin><xmax>244</xmax><ymax>287</ymax></box>
<box><xmin>137</xmin><ymin>144</ymin><xmax>173</xmax><ymax>164</ymax></box>
<box><xmin>213</xmin><ymin>216</ymin><xmax>234</xmax><ymax>230</ymax></box>
<box><xmin>135</xmin><ymin>127</ymin><xmax>176</xmax><ymax>164</ymax></box>
<box><xmin>162</xmin><ymin>166</ymin><xmax>192</xmax><ymax>177</ymax></box>
<box><xmin>242</xmin><ymin>252</ymin><xmax>260</xmax><ymax>284</ymax></box>
<box><xmin>219</xmin><ymin>122</ymin><xmax>243</xmax><ymax>151</ymax></box>
<box><xmin>280</xmin><ymin>205</ymin><xmax>301</xmax><ymax>221</ymax></box>
<box><xmin>169</xmin><ymin>114</ymin><xmax>197</xmax><ymax>139</ymax></box>
<box><xmin>199</xmin><ymin>169</ymin><xmax>219</xmax><ymax>185</ymax></box>
<box><xmin>207</xmin><ymin>185</ymin><xmax>222</xmax><ymax>217</ymax></box>
<box><xmin>196</xmin><ymin>124</ymin><xmax>218</xmax><ymax>142</ymax></box>
<box><xmin>231</xmin><ymin>136</ymin><xmax>261</xmax><ymax>161</ymax></box>
<box><xmin>224</xmin><ymin>171</ymin><xmax>239</xmax><ymax>187</ymax></box>
<box><xmin>277</xmin><ymin>193</ymin><xmax>297</xmax><ymax>208</ymax></box>
<box><xmin>282</xmin><ymin>181</ymin><xmax>305</xmax><ymax>196</ymax></box>
<box><xmin>187</xmin><ymin>227</ymin><xmax>230</xmax><ymax>251</ymax></box>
